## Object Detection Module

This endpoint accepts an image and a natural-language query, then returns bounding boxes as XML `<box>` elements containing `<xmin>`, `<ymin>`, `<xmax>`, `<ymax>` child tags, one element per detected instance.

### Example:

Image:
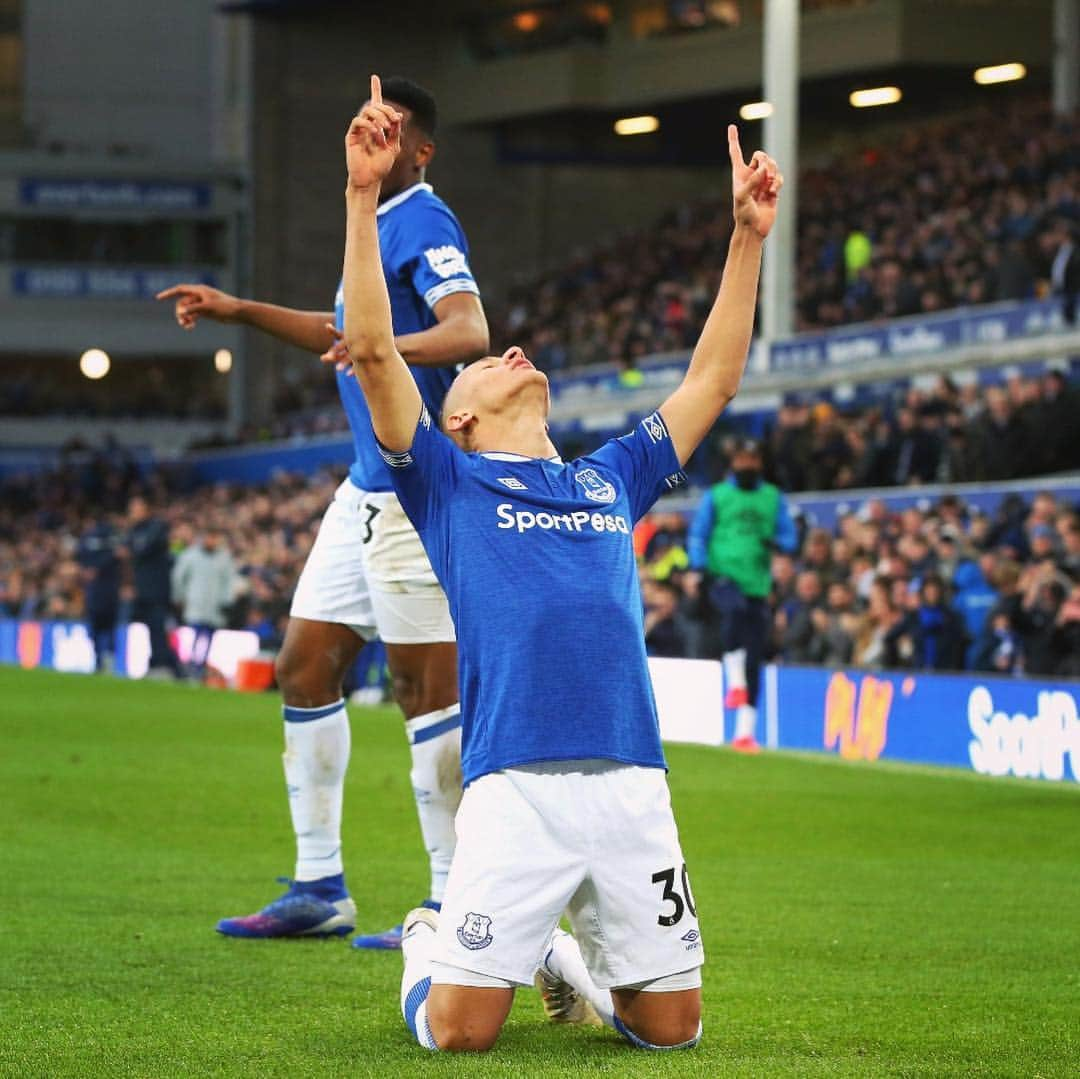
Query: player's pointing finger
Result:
<box><xmin>370</xmin><ymin>74</ymin><xmax>382</xmax><ymax>106</ymax></box>
<box><xmin>727</xmin><ymin>124</ymin><xmax>744</xmax><ymax>169</ymax></box>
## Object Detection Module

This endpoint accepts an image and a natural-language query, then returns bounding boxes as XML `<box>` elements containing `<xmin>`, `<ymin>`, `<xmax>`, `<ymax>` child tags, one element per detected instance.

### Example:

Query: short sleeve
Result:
<box><xmin>398</xmin><ymin>205</ymin><xmax>481</xmax><ymax>312</ymax></box>
<box><xmin>376</xmin><ymin>405</ymin><xmax>463</xmax><ymax>533</ymax></box>
<box><xmin>583</xmin><ymin>410</ymin><xmax>687</xmax><ymax>523</ymax></box>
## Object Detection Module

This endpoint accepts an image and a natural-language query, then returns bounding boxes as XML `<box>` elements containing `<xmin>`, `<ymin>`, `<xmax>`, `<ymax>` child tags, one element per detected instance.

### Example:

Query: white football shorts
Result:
<box><xmin>430</xmin><ymin>759</ymin><xmax>705</xmax><ymax>989</ymax></box>
<box><xmin>289</xmin><ymin>480</ymin><xmax>455</xmax><ymax>645</ymax></box>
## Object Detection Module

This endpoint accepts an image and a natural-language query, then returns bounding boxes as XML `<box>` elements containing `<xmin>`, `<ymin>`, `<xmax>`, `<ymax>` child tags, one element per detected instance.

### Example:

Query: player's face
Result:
<box><xmin>446</xmin><ymin>347</ymin><xmax>549</xmax><ymax>424</ymax></box>
<box><xmin>374</xmin><ymin>100</ymin><xmax>434</xmax><ymax>197</ymax></box>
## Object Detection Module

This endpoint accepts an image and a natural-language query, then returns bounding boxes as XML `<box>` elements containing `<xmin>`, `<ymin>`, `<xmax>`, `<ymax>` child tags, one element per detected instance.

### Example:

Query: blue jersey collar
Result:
<box><xmin>377</xmin><ymin>182</ymin><xmax>433</xmax><ymax>216</ymax></box>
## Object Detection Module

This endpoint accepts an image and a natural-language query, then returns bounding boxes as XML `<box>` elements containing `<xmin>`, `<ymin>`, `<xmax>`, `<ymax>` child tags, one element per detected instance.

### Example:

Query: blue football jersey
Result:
<box><xmin>334</xmin><ymin>183</ymin><xmax>480</xmax><ymax>492</ymax></box>
<box><xmin>380</xmin><ymin>407</ymin><xmax>688</xmax><ymax>785</ymax></box>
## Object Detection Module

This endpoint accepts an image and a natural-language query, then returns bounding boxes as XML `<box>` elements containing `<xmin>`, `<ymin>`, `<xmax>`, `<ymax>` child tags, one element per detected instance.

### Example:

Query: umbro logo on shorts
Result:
<box><xmin>457</xmin><ymin>912</ymin><xmax>494</xmax><ymax>950</ymax></box>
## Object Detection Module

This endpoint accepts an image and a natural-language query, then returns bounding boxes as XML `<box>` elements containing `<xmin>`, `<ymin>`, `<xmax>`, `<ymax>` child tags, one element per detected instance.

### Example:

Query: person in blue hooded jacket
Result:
<box><xmin>952</xmin><ymin>555</ymin><xmax>998</xmax><ymax>669</ymax></box>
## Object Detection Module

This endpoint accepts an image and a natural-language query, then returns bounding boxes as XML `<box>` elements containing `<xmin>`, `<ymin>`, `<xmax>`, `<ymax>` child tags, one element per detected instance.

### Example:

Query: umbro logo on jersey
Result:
<box><xmin>498</xmin><ymin>477</ymin><xmax>528</xmax><ymax>491</ymax></box>
<box><xmin>642</xmin><ymin>412</ymin><xmax>667</xmax><ymax>444</ymax></box>
<box><xmin>574</xmin><ymin>468</ymin><xmax>616</xmax><ymax>504</ymax></box>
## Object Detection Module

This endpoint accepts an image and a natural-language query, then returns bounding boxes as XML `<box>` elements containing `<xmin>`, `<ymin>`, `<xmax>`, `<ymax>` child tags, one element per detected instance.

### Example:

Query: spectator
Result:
<box><xmin>642</xmin><ymin>579</ymin><xmax>685</xmax><ymax>659</ymax></box>
<box><xmin>125</xmin><ymin>496</ymin><xmax>181</xmax><ymax>678</ymax></box>
<box><xmin>171</xmin><ymin>529</ymin><xmax>237</xmax><ymax>678</ymax></box>
<box><xmin>888</xmin><ymin>407</ymin><xmax>940</xmax><ymax>486</ymax></box>
<box><xmin>777</xmin><ymin>570</ymin><xmax>825</xmax><ymax>663</ymax></box>
<box><xmin>1058</xmin><ymin>514</ymin><xmax>1080</xmax><ymax>579</ymax></box>
<box><xmin>76</xmin><ymin>517</ymin><xmax>121</xmax><ymax>673</ymax></box>
<box><xmin>896</xmin><ymin>574</ymin><xmax>969</xmax><ymax>671</ymax></box>
<box><xmin>1048</xmin><ymin>221</ymin><xmax>1080</xmax><ymax>324</ymax></box>
<box><xmin>1015</xmin><ymin>562</ymin><xmax>1069</xmax><ymax>675</ymax></box>
<box><xmin>851</xmin><ymin>576</ymin><xmax>903</xmax><ymax>668</ymax></box>
<box><xmin>973</xmin><ymin>611</ymin><xmax>1023</xmax><ymax>675</ymax></box>
<box><xmin>1039</xmin><ymin>370</ymin><xmax>1080</xmax><ymax>474</ymax></box>
<box><xmin>1051</xmin><ymin>584</ymin><xmax>1080</xmax><ymax>676</ymax></box>
<box><xmin>808</xmin><ymin>580</ymin><xmax>858</xmax><ymax>666</ymax></box>
<box><xmin>975</xmin><ymin>389</ymin><xmax>1027</xmax><ymax>482</ymax></box>
<box><xmin>953</xmin><ymin>555</ymin><xmax>998</xmax><ymax>667</ymax></box>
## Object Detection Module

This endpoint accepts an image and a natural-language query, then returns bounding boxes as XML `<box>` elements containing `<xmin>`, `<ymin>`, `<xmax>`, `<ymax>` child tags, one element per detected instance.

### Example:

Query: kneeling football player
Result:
<box><xmin>342</xmin><ymin>76</ymin><xmax>782</xmax><ymax>1051</ymax></box>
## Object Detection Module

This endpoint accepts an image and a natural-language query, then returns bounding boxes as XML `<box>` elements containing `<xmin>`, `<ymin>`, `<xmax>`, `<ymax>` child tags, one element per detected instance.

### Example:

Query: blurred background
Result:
<box><xmin>1</xmin><ymin>0</ymin><xmax>1078</xmax><ymax>692</ymax></box>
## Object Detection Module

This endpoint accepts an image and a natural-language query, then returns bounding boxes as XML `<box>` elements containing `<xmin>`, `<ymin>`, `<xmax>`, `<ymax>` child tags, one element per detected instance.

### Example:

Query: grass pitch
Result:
<box><xmin>1</xmin><ymin>667</ymin><xmax>1077</xmax><ymax>1078</ymax></box>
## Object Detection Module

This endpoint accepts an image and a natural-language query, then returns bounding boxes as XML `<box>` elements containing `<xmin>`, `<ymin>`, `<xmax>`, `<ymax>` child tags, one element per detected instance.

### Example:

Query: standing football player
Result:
<box><xmin>157</xmin><ymin>78</ymin><xmax>488</xmax><ymax>947</ymax></box>
<box><xmin>341</xmin><ymin>77</ymin><xmax>781</xmax><ymax>1051</ymax></box>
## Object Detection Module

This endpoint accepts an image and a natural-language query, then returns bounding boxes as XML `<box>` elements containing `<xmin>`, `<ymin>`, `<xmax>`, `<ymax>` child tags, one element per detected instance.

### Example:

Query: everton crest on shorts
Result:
<box><xmin>456</xmin><ymin>912</ymin><xmax>494</xmax><ymax>950</ymax></box>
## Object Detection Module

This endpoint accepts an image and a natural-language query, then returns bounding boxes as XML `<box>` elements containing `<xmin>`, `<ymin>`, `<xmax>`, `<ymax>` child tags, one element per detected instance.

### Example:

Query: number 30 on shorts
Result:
<box><xmin>651</xmin><ymin>863</ymin><xmax>697</xmax><ymax>927</ymax></box>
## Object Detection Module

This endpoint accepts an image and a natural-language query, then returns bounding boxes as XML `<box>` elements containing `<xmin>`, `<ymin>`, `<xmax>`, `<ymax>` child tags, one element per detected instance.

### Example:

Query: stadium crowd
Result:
<box><xmin>212</xmin><ymin>362</ymin><xmax>1080</xmax><ymax>497</ymax></box>
<box><xmin>637</xmin><ymin>487</ymin><xmax>1080</xmax><ymax>678</ymax></box>
<box><xmin>2</xmin><ymin>419</ymin><xmax>1079</xmax><ymax>678</ymax></box>
<box><xmin>0</xmin><ymin>446</ymin><xmax>334</xmax><ymax>654</ymax></box>
<box><xmin>761</xmin><ymin>366</ymin><xmax>1080</xmax><ymax>492</ymax></box>
<box><xmin>8</xmin><ymin>101</ymin><xmax>1072</xmax><ymax>432</ymax></box>
<box><xmin>497</xmin><ymin>97</ymin><xmax>1079</xmax><ymax>369</ymax></box>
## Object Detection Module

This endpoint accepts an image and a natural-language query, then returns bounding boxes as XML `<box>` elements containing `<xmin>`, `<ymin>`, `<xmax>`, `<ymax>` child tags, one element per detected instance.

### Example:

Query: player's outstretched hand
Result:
<box><xmin>728</xmin><ymin>125</ymin><xmax>782</xmax><ymax>240</ymax></box>
<box><xmin>320</xmin><ymin>323</ymin><xmax>353</xmax><ymax>375</ymax></box>
<box><xmin>155</xmin><ymin>283</ymin><xmax>241</xmax><ymax>329</ymax></box>
<box><xmin>346</xmin><ymin>75</ymin><xmax>403</xmax><ymax>192</ymax></box>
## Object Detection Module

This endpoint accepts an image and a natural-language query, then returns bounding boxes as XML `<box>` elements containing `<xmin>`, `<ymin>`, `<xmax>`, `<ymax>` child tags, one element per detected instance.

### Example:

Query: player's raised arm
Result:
<box><xmin>659</xmin><ymin>125</ymin><xmax>782</xmax><ymax>465</ymax></box>
<box><xmin>341</xmin><ymin>75</ymin><xmax>424</xmax><ymax>453</ymax></box>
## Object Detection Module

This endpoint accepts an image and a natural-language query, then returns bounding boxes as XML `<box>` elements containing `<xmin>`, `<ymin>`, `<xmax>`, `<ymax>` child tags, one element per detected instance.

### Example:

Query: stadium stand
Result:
<box><xmin>0</xmin><ymin>452</ymin><xmax>335</xmax><ymax>651</ymax></box>
<box><xmin>639</xmin><ymin>484</ymin><xmax>1080</xmax><ymax>677</ymax></box>
<box><xmin>4</xmin><ymin>365</ymin><xmax>1078</xmax><ymax>675</ymax></box>
<box><xmin>15</xmin><ymin>96</ymin><xmax>1068</xmax><ymax>437</ymax></box>
<box><xmin>493</xmin><ymin>97</ymin><xmax>1079</xmax><ymax>370</ymax></box>
<box><xmin>3</xmin><ymin>93</ymin><xmax>1078</xmax><ymax>679</ymax></box>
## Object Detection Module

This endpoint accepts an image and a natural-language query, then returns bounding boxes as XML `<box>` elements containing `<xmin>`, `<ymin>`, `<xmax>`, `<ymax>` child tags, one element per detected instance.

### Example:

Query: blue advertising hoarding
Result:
<box><xmin>770</xmin><ymin>665</ymin><xmax>1080</xmax><ymax>784</ymax></box>
<box><xmin>11</xmin><ymin>267</ymin><xmax>219</xmax><ymax>300</ymax></box>
<box><xmin>767</xmin><ymin>298</ymin><xmax>1066</xmax><ymax>374</ymax></box>
<box><xmin>18</xmin><ymin>179</ymin><xmax>212</xmax><ymax>212</ymax></box>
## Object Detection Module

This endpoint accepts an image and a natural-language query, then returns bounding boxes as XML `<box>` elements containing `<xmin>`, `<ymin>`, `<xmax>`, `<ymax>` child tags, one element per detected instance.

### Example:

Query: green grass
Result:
<box><xmin>1</xmin><ymin>667</ymin><xmax>1077</xmax><ymax>1077</ymax></box>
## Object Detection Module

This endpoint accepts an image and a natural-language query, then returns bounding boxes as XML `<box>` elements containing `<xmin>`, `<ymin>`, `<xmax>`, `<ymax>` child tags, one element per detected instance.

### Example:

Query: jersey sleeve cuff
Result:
<box><xmin>641</xmin><ymin>410</ymin><xmax>687</xmax><ymax>491</ymax></box>
<box><xmin>375</xmin><ymin>405</ymin><xmax>432</xmax><ymax>468</ymax></box>
<box><xmin>423</xmin><ymin>277</ymin><xmax>480</xmax><ymax>311</ymax></box>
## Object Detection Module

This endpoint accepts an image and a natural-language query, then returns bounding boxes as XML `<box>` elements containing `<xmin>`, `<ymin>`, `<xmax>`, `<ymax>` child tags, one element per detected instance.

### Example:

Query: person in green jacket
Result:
<box><xmin>684</xmin><ymin>439</ymin><xmax>798</xmax><ymax>751</ymax></box>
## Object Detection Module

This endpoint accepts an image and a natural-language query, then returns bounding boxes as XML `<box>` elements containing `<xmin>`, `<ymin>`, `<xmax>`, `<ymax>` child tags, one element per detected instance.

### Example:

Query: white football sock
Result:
<box><xmin>401</xmin><ymin>919</ymin><xmax>440</xmax><ymax>1050</ymax></box>
<box><xmin>735</xmin><ymin>703</ymin><xmax>758</xmax><ymax>741</ymax></box>
<box><xmin>282</xmin><ymin>701</ymin><xmax>350</xmax><ymax>881</ymax></box>
<box><xmin>723</xmin><ymin>648</ymin><xmax>748</xmax><ymax>691</ymax></box>
<box><xmin>544</xmin><ymin>929</ymin><xmax>615</xmax><ymax>1028</ymax></box>
<box><xmin>405</xmin><ymin>706</ymin><xmax>463</xmax><ymax>902</ymax></box>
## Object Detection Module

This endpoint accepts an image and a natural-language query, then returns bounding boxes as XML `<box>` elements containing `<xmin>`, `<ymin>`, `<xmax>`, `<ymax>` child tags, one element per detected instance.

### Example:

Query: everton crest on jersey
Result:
<box><xmin>574</xmin><ymin>468</ymin><xmax>617</xmax><ymax>504</ymax></box>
